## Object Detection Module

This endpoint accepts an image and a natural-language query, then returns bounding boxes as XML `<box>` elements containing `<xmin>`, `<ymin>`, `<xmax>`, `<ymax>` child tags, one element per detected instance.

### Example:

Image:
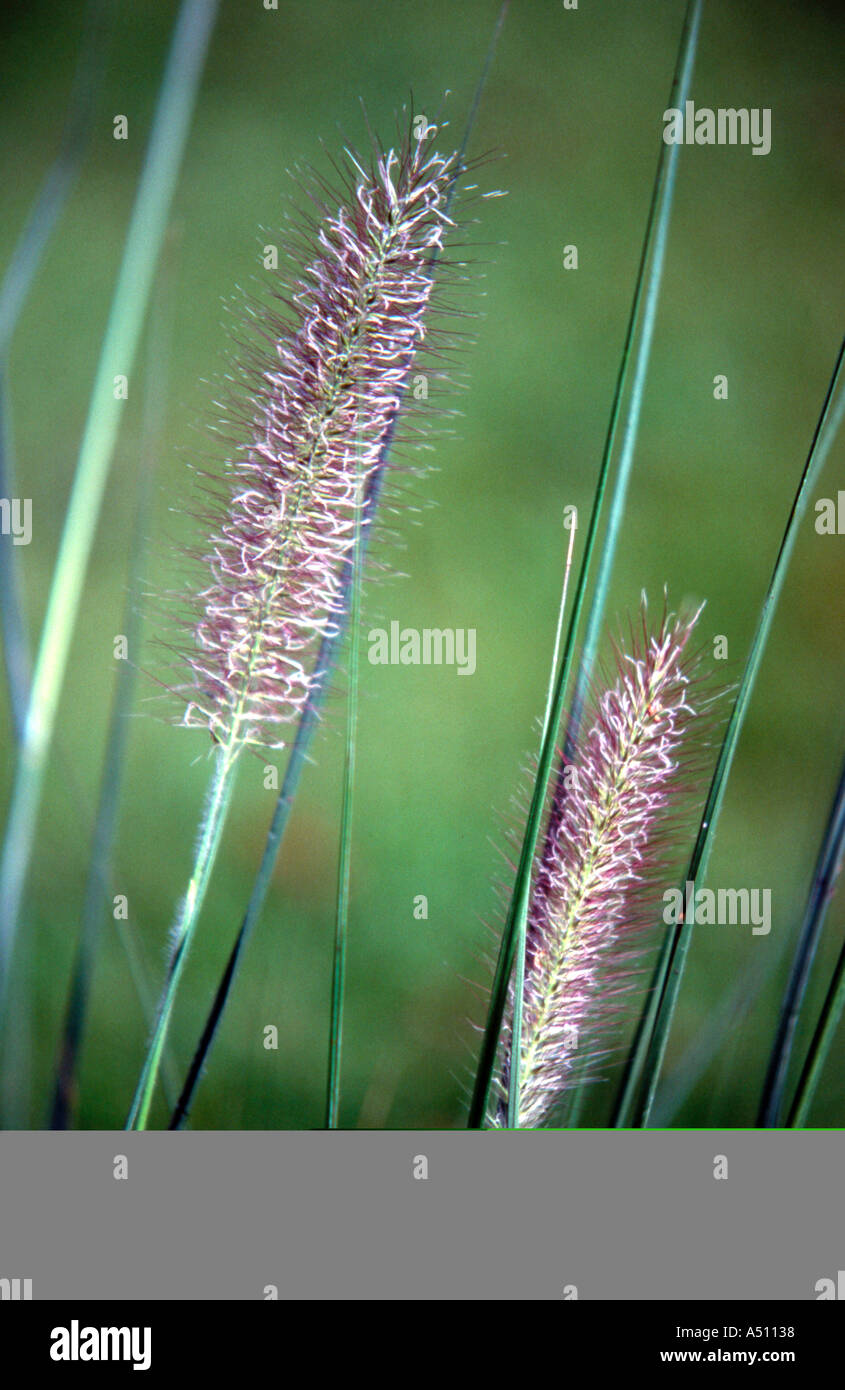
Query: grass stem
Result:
<box><xmin>126</xmin><ymin>736</ymin><xmax>238</xmax><ymax>1130</ymax></box>
<box><xmin>325</xmin><ymin>432</ymin><xmax>365</xmax><ymax>1129</ymax></box>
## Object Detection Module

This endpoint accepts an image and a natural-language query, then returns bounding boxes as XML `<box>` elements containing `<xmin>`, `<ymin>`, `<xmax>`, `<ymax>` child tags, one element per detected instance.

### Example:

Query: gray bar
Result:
<box><xmin>0</xmin><ymin>1132</ymin><xmax>842</xmax><ymax>1299</ymax></box>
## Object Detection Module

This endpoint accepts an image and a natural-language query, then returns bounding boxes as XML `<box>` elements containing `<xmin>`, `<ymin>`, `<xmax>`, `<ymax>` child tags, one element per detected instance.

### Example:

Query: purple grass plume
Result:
<box><xmin>176</xmin><ymin>127</ymin><xmax>461</xmax><ymax>751</ymax></box>
<box><xmin>499</xmin><ymin>599</ymin><xmax>710</xmax><ymax>1128</ymax></box>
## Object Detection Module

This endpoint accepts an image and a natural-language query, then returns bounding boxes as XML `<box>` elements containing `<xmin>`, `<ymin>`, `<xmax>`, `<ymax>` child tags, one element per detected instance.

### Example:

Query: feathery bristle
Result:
<box><xmin>177</xmin><ymin>130</ymin><xmax>461</xmax><ymax>749</ymax></box>
<box><xmin>500</xmin><ymin>600</ymin><xmax>708</xmax><ymax>1128</ymax></box>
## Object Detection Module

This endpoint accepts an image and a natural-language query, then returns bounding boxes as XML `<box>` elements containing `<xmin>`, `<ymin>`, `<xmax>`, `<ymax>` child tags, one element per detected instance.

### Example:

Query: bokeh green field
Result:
<box><xmin>1</xmin><ymin>0</ymin><xmax>843</xmax><ymax>1128</ymax></box>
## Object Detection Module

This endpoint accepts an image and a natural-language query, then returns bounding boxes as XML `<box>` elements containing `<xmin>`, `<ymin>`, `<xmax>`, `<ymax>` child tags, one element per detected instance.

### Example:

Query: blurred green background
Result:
<box><xmin>1</xmin><ymin>0</ymin><xmax>843</xmax><ymax>1128</ymax></box>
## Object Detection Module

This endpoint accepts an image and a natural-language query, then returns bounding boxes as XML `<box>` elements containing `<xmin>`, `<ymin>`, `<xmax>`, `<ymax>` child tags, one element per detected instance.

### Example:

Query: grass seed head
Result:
<box><xmin>502</xmin><ymin>598</ymin><xmax>713</xmax><ymax>1127</ymax></box>
<box><xmin>174</xmin><ymin>128</ymin><xmax>461</xmax><ymax>751</ymax></box>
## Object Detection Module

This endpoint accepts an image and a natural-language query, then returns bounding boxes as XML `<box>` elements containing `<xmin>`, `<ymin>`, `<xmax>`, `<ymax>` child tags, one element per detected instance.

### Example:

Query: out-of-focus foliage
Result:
<box><xmin>0</xmin><ymin>0</ymin><xmax>842</xmax><ymax>1127</ymax></box>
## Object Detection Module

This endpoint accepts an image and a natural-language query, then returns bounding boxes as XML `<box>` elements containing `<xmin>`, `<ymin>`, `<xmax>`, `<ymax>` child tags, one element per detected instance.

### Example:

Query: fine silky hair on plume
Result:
<box><xmin>126</xmin><ymin>119</ymin><xmax>474</xmax><ymax>1129</ymax></box>
<box><xmin>495</xmin><ymin>600</ymin><xmax>715</xmax><ymax>1129</ymax></box>
<box><xmin>175</xmin><ymin>126</ymin><xmax>464</xmax><ymax>750</ymax></box>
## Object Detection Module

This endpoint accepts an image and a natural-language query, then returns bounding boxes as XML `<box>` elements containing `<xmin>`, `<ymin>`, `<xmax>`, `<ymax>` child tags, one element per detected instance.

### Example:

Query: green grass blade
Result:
<box><xmin>566</xmin><ymin>0</ymin><xmax>703</xmax><ymax>739</ymax></box>
<box><xmin>467</xmin><ymin>0</ymin><xmax>703</xmax><ymax>1129</ymax></box>
<box><xmin>787</xmin><ymin>917</ymin><xmax>845</xmax><ymax>1127</ymax></box>
<box><xmin>0</xmin><ymin>379</ymin><xmax>30</xmax><ymax>739</ymax></box>
<box><xmin>325</xmin><ymin>425</ymin><xmax>365</xmax><ymax>1130</ymax></box>
<box><xmin>49</xmin><ymin>279</ymin><xmax>171</xmax><ymax>1129</ymax></box>
<box><xmin>757</xmin><ymin>751</ymin><xmax>845</xmax><ymax>1126</ymax></box>
<box><xmin>0</xmin><ymin>0</ymin><xmax>218</xmax><ymax>1033</ymax></box>
<box><xmin>630</xmin><ymin>335</ymin><xmax>845</xmax><ymax>1129</ymax></box>
<box><xmin>0</xmin><ymin>0</ymin><xmax>110</xmax><ymax>738</ymax></box>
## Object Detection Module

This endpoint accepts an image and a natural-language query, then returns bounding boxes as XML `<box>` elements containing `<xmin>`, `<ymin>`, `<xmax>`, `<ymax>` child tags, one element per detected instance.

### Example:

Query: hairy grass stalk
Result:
<box><xmin>506</xmin><ymin>511</ymin><xmax>578</xmax><ymax>1127</ymax></box>
<box><xmin>127</xmin><ymin>741</ymin><xmax>238</xmax><ymax>1129</ymax></box>
<box><xmin>127</xmin><ymin>129</ymin><xmax>464</xmax><ymax>1126</ymax></box>
<box><xmin>496</xmin><ymin>602</ymin><xmax>707</xmax><ymax>1127</ymax></box>
<box><xmin>166</xmin><ymin>1</ymin><xmax>511</xmax><ymax>1127</ymax></box>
